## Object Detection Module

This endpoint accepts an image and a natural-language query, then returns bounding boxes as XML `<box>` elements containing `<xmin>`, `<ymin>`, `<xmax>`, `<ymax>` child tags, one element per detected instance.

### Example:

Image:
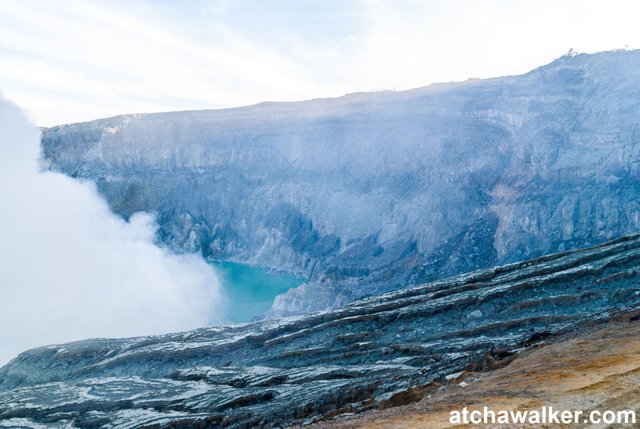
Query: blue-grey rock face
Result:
<box><xmin>41</xmin><ymin>50</ymin><xmax>640</xmax><ymax>316</ymax></box>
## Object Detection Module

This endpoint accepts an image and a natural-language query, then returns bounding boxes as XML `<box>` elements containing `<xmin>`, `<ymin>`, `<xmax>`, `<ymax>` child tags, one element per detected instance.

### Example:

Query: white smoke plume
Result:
<box><xmin>0</xmin><ymin>97</ymin><xmax>224</xmax><ymax>365</ymax></box>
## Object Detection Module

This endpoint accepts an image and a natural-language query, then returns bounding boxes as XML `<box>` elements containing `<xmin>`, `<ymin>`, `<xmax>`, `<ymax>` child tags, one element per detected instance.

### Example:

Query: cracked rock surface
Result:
<box><xmin>2</xmin><ymin>233</ymin><xmax>640</xmax><ymax>428</ymax></box>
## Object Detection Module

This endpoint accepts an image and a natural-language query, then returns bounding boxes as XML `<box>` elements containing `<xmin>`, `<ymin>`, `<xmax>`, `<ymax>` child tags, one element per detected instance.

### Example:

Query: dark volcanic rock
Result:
<box><xmin>2</xmin><ymin>233</ymin><xmax>640</xmax><ymax>428</ymax></box>
<box><xmin>41</xmin><ymin>50</ymin><xmax>640</xmax><ymax>316</ymax></box>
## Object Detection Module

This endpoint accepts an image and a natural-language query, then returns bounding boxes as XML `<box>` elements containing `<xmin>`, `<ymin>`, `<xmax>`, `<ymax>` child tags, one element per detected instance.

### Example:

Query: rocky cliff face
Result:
<box><xmin>41</xmin><ymin>50</ymin><xmax>640</xmax><ymax>316</ymax></box>
<box><xmin>2</xmin><ymin>233</ymin><xmax>640</xmax><ymax>428</ymax></box>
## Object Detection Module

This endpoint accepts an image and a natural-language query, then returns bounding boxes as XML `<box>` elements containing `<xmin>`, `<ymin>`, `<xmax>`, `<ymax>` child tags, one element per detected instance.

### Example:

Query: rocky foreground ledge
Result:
<box><xmin>3</xmin><ymin>233</ymin><xmax>640</xmax><ymax>428</ymax></box>
<box><xmin>314</xmin><ymin>317</ymin><xmax>640</xmax><ymax>428</ymax></box>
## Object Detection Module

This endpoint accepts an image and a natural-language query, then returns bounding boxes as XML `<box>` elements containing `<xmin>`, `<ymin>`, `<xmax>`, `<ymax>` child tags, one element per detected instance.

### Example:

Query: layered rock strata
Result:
<box><xmin>2</xmin><ymin>233</ymin><xmax>640</xmax><ymax>428</ymax></box>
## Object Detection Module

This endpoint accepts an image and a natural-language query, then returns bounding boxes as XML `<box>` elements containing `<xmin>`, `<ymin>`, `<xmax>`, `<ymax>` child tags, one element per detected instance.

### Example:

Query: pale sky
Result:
<box><xmin>1</xmin><ymin>0</ymin><xmax>639</xmax><ymax>126</ymax></box>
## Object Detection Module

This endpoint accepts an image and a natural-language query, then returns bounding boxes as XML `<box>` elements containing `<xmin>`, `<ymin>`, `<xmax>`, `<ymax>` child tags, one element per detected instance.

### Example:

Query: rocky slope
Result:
<box><xmin>314</xmin><ymin>318</ymin><xmax>640</xmax><ymax>429</ymax></box>
<box><xmin>2</xmin><ymin>233</ymin><xmax>640</xmax><ymax>428</ymax></box>
<box><xmin>41</xmin><ymin>49</ymin><xmax>640</xmax><ymax>316</ymax></box>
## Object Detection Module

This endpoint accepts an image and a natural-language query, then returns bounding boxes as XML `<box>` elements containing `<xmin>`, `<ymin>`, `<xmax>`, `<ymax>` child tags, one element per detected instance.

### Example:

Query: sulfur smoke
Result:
<box><xmin>0</xmin><ymin>97</ymin><xmax>224</xmax><ymax>365</ymax></box>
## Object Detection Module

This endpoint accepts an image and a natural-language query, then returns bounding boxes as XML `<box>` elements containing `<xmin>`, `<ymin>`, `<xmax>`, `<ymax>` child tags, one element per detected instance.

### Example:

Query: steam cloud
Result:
<box><xmin>0</xmin><ymin>98</ymin><xmax>224</xmax><ymax>365</ymax></box>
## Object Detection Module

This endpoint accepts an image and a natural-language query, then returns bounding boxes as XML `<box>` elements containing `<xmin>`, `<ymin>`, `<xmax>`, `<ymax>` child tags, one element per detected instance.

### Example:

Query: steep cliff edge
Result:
<box><xmin>2</xmin><ymin>233</ymin><xmax>640</xmax><ymax>428</ymax></box>
<box><xmin>41</xmin><ymin>50</ymin><xmax>640</xmax><ymax>316</ymax></box>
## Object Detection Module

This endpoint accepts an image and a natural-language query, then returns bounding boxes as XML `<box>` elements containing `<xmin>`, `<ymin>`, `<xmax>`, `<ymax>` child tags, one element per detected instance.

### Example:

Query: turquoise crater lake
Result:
<box><xmin>211</xmin><ymin>261</ymin><xmax>304</xmax><ymax>324</ymax></box>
